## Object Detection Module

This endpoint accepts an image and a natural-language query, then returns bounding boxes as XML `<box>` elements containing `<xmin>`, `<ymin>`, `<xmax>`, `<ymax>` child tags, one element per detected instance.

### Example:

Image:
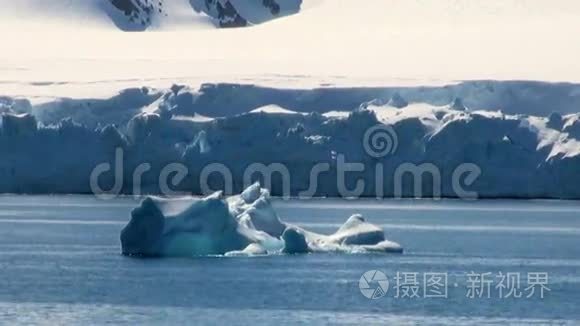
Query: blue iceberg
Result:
<box><xmin>120</xmin><ymin>183</ymin><xmax>403</xmax><ymax>257</ymax></box>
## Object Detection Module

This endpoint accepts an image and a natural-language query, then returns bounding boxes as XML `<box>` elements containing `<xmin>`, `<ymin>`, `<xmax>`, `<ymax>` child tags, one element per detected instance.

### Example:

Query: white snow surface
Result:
<box><xmin>250</xmin><ymin>105</ymin><xmax>304</xmax><ymax>115</ymax></box>
<box><xmin>120</xmin><ymin>183</ymin><xmax>403</xmax><ymax>257</ymax></box>
<box><xmin>1</xmin><ymin>0</ymin><xmax>580</xmax><ymax>101</ymax></box>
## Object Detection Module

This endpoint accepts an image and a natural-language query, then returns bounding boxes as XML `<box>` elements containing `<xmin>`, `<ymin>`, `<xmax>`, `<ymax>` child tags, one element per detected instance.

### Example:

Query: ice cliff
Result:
<box><xmin>2</xmin><ymin>82</ymin><xmax>580</xmax><ymax>199</ymax></box>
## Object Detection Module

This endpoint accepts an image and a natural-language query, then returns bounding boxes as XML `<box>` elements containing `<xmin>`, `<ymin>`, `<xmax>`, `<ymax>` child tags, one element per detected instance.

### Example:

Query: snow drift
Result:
<box><xmin>121</xmin><ymin>183</ymin><xmax>403</xmax><ymax>257</ymax></box>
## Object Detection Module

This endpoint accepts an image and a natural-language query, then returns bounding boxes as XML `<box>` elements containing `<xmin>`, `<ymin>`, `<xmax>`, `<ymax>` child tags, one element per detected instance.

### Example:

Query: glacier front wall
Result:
<box><xmin>1</xmin><ymin>83</ymin><xmax>580</xmax><ymax>199</ymax></box>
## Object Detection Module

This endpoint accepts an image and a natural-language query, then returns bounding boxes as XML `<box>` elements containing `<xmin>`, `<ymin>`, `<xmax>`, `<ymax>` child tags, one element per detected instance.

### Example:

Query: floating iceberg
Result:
<box><xmin>120</xmin><ymin>183</ymin><xmax>403</xmax><ymax>257</ymax></box>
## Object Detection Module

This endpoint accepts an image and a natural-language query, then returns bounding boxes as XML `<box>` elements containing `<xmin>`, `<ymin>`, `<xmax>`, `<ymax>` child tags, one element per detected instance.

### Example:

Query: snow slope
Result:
<box><xmin>1</xmin><ymin>0</ymin><xmax>580</xmax><ymax>101</ymax></box>
<box><xmin>0</xmin><ymin>0</ymin><xmax>206</xmax><ymax>31</ymax></box>
<box><xmin>0</xmin><ymin>0</ymin><xmax>301</xmax><ymax>31</ymax></box>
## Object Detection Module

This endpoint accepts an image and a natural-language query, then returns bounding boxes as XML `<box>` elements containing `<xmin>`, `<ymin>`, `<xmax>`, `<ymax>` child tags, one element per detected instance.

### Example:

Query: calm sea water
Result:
<box><xmin>0</xmin><ymin>196</ymin><xmax>579</xmax><ymax>325</ymax></box>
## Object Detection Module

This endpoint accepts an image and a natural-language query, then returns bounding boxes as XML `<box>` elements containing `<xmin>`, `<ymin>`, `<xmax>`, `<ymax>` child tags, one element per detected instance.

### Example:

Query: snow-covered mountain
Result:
<box><xmin>0</xmin><ymin>0</ymin><xmax>302</xmax><ymax>31</ymax></box>
<box><xmin>2</xmin><ymin>0</ymin><xmax>580</xmax><ymax>95</ymax></box>
<box><xmin>191</xmin><ymin>0</ymin><xmax>302</xmax><ymax>28</ymax></box>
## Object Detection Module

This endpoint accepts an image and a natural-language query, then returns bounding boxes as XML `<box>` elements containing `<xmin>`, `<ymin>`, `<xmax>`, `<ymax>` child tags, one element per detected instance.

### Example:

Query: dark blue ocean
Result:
<box><xmin>0</xmin><ymin>196</ymin><xmax>579</xmax><ymax>325</ymax></box>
